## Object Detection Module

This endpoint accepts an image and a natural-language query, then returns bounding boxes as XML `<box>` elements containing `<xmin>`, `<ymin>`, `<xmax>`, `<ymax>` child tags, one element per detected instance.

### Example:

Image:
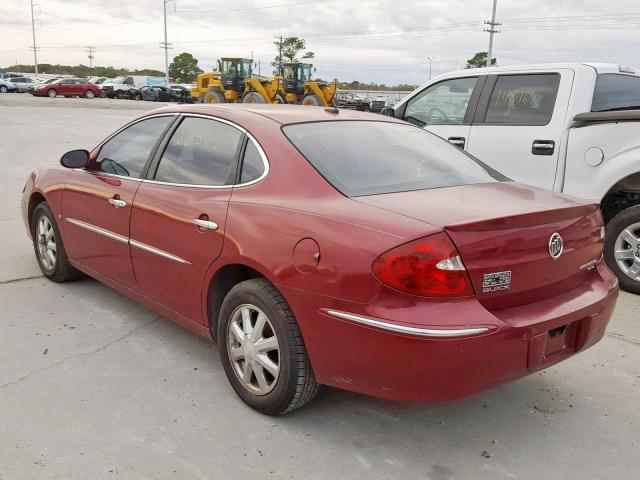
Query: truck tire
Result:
<box><xmin>274</xmin><ymin>93</ymin><xmax>286</xmax><ymax>104</ymax></box>
<box><xmin>204</xmin><ymin>90</ymin><xmax>225</xmax><ymax>104</ymax></box>
<box><xmin>242</xmin><ymin>91</ymin><xmax>266</xmax><ymax>103</ymax></box>
<box><xmin>604</xmin><ymin>205</ymin><xmax>640</xmax><ymax>294</ymax></box>
<box><xmin>301</xmin><ymin>93</ymin><xmax>323</xmax><ymax>106</ymax></box>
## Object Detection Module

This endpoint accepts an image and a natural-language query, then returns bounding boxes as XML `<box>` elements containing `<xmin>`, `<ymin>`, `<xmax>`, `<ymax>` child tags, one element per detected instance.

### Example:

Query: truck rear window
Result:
<box><xmin>592</xmin><ymin>74</ymin><xmax>640</xmax><ymax>112</ymax></box>
<box><xmin>283</xmin><ymin>121</ymin><xmax>505</xmax><ymax>197</ymax></box>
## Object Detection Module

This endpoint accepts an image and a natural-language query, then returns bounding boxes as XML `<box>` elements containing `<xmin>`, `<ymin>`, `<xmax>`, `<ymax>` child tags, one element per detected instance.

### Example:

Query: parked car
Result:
<box><xmin>336</xmin><ymin>91</ymin><xmax>369</xmax><ymax>111</ymax></box>
<box><xmin>0</xmin><ymin>78</ymin><xmax>17</xmax><ymax>93</ymax></box>
<box><xmin>169</xmin><ymin>85</ymin><xmax>196</xmax><ymax>103</ymax></box>
<box><xmin>28</xmin><ymin>77</ymin><xmax>60</xmax><ymax>93</ymax></box>
<box><xmin>386</xmin><ymin>62</ymin><xmax>640</xmax><ymax>294</ymax></box>
<box><xmin>88</xmin><ymin>76</ymin><xmax>108</xmax><ymax>85</ymax></box>
<box><xmin>100</xmin><ymin>75</ymin><xmax>166</xmax><ymax>98</ymax></box>
<box><xmin>22</xmin><ymin>105</ymin><xmax>618</xmax><ymax>414</ymax></box>
<box><xmin>369</xmin><ymin>95</ymin><xmax>390</xmax><ymax>113</ymax></box>
<box><xmin>130</xmin><ymin>85</ymin><xmax>172</xmax><ymax>102</ymax></box>
<box><xmin>9</xmin><ymin>77</ymin><xmax>36</xmax><ymax>93</ymax></box>
<box><xmin>32</xmin><ymin>78</ymin><xmax>100</xmax><ymax>98</ymax></box>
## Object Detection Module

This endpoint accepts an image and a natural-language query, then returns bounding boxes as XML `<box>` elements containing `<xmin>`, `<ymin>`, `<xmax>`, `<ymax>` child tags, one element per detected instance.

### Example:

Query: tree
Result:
<box><xmin>169</xmin><ymin>52</ymin><xmax>201</xmax><ymax>83</ymax></box>
<box><xmin>466</xmin><ymin>51</ymin><xmax>497</xmax><ymax>69</ymax></box>
<box><xmin>272</xmin><ymin>37</ymin><xmax>314</xmax><ymax>74</ymax></box>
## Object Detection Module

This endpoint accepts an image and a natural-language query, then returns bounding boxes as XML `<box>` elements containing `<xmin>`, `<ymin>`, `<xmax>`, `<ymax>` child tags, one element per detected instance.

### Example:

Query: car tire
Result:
<box><xmin>133</xmin><ymin>93</ymin><xmax>143</xmax><ymax>101</ymax></box>
<box><xmin>31</xmin><ymin>202</ymin><xmax>80</xmax><ymax>283</ymax></box>
<box><xmin>99</xmin><ymin>91</ymin><xmax>106</xmax><ymax>98</ymax></box>
<box><xmin>300</xmin><ymin>93</ymin><xmax>323</xmax><ymax>106</ymax></box>
<box><xmin>84</xmin><ymin>90</ymin><xmax>95</xmax><ymax>99</ymax></box>
<box><xmin>47</xmin><ymin>89</ymin><xmax>57</xmax><ymax>98</ymax></box>
<box><xmin>604</xmin><ymin>204</ymin><xmax>640</xmax><ymax>294</ymax></box>
<box><xmin>0</xmin><ymin>85</ymin><xmax>7</xmax><ymax>93</ymax></box>
<box><xmin>218</xmin><ymin>278</ymin><xmax>319</xmax><ymax>415</ymax></box>
<box><xmin>203</xmin><ymin>90</ymin><xmax>225</xmax><ymax>104</ymax></box>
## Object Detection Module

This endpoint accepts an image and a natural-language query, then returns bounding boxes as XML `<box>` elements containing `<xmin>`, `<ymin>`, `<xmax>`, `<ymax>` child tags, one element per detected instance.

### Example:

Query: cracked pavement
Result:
<box><xmin>1</xmin><ymin>95</ymin><xmax>639</xmax><ymax>480</ymax></box>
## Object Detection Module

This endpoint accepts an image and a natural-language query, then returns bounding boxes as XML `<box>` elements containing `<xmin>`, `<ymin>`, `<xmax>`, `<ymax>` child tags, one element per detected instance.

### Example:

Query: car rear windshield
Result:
<box><xmin>283</xmin><ymin>121</ymin><xmax>505</xmax><ymax>197</ymax></box>
<box><xmin>591</xmin><ymin>74</ymin><xmax>640</xmax><ymax>112</ymax></box>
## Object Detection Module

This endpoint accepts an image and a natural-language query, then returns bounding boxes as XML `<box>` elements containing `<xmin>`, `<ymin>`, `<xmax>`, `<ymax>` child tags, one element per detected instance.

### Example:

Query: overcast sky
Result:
<box><xmin>1</xmin><ymin>0</ymin><xmax>639</xmax><ymax>84</ymax></box>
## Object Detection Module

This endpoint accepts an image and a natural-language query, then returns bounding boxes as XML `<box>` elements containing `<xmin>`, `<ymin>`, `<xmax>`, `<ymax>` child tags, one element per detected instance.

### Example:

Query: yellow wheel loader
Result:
<box><xmin>191</xmin><ymin>58</ymin><xmax>282</xmax><ymax>104</ymax></box>
<box><xmin>280</xmin><ymin>62</ymin><xmax>337</xmax><ymax>107</ymax></box>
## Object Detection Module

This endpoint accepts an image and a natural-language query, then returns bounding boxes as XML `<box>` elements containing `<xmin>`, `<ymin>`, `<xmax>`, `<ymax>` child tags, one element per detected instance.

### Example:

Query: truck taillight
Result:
<box><xmin>372</xmin><ymin>233</ymin><xmax>474</xmax><ymax>297</ymax></box>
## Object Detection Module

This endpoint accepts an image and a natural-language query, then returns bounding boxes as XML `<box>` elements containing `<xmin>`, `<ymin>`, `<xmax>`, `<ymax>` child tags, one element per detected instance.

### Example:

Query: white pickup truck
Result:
<box><xmin>385</xmin><ymin>62</ymin><xmax>640</xmax><ymax>293</ymax></box>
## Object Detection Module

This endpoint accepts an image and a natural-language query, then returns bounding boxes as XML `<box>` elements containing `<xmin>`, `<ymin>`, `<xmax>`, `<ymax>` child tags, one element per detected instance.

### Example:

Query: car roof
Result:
<box><xmin>148</xmin><ymin>104</ymin><xmax>406</xmax><ymax>125</ymax></box>
<box><xmin>430</xmin><ymin>62</ymin><xmax>638</xmax><ymax>79</ymax></box>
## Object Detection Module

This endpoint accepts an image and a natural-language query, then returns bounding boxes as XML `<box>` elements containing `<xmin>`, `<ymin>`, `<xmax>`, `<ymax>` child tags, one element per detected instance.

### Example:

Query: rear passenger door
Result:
<box><xmin>129</xmin><ymin>115</ymin><xmax>244</xmax><ymax>324</ymax></box>
<box><xmin>400</xmin><ymin>76</ymin><xmax>483</xmax><ymax>150</ymax></box>
<box><xmin>466</xmin><ymin>70</ymin><xmax>574</xmax><ymax>189</ymax></box>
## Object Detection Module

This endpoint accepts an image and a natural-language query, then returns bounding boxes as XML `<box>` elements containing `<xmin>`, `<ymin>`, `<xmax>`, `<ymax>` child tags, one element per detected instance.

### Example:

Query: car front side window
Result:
<box><xmin>404</xmin><ymin>77</ymin><xmax>478</xmax><ymax>126</ymax></box>
<box><xmin>154</xmin><ymin>117</ymin><xmax>243</xmax><ymax>186</ymax></box>
<box><xmin>95</xmin><ymin>116</ymin><xmax>174</xmax><ymax>178</ymax></box>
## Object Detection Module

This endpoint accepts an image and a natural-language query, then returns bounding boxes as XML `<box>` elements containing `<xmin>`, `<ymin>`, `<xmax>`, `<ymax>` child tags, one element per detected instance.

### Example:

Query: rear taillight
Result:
<box><xmin>372</xmin><ymin>232</ymin><xmax>474</xmax><ymax>297</ymax></box>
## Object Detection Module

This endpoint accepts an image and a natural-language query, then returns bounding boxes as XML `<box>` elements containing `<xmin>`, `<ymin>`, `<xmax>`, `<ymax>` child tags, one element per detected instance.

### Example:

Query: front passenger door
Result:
<box><xmin>130</xmin><ymin>116</ymin><xmax>243</xmax><ymax>323</ymax></box>
<box><xmin>401</xmin><ymin>76</ymin><xmax>481</xmax><ymax>150</ymax></box>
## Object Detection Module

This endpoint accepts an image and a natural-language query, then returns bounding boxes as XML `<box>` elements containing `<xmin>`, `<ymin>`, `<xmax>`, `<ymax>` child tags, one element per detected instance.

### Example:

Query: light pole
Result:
<box><xmin>86</xmin><ymin>46</ymin><xmax>95</xmax><ymax>74</ymax></box>
<box><xmin>427</xmin><ymin>57</ymin><xmax>434</xmax><ymax>80</ymax></box>
<box><xmin>30</xmin><ymin>0</ymin><xmax>39</xmax><ymax>75</ymax></box>
<box><xmin>160</xmin><ymin>0</ymin><xmax>174</xmax><ymax>85</ymax></box>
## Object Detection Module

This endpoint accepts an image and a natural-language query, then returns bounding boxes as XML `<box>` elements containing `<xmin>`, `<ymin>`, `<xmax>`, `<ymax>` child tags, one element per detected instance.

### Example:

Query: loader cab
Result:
<box><xmin>220</xmin><ymin>58</ymin><xmax>252</xmax><ymax>92</ymax></box>
<box><xmin>283</xmin><ymin>62</ymin><xmax>314</xmax><ymax>94</ymax></box>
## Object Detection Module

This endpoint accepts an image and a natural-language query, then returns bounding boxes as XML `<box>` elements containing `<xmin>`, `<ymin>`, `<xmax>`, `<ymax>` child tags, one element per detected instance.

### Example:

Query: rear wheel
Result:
<box><xmin>31</xmin><ymin>202</ymin><xmax>80</xmax><ymax>283</ymax></box>
<box><xmin>204</xmin><ymin>90</ymin><xmax>225</xmax><ymax>104</ymax></box>
<box><xmin>605</xmin><ymin>205</ymin><xmax>640</xmax><ymax>294</ymax></box>
<box><xmin>300</xmin><ymin>93</ymin><xmax>323</xmax><ymax>106</ymax></box>
<box><xmin>242</xmin><ymin>91</ymin><xmax>266</xmax><ymax>104</ymax></box>
<box><xmin>133</xmin><ymin>93</ymin><xmax>143</xmax><ymax>101</ymax></box>
<box><xmin>84</xmin><ymin>90</ymin><xmax>95</xmax><ymax>99</ymax></box>
<box><xmin>218</xmin><ymin>278</ymin><xmax>319</xmax><ymax>415</ymax></box>
<box><xmin>0</xmin><ymin>85</ymin><xmax>7</xmax><ymax>93</ymax></box>
<box><xmin>274</xmin><ymin>93</ymin><xmax>286</xmax><ymax>104</ymax></box>
<box><xmin>47</xmin><ymin>89</ymin><xmax>57</xmax><ymax>98</ymax></box>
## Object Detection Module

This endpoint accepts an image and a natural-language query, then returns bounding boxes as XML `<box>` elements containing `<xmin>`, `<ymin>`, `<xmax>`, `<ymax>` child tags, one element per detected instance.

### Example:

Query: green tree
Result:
<box><xmin>466</xmin><ymin>51</ymin><xmax>497</xmax><ymax>68</ymax></box>
<box><xmin>168</xmin><ymin>52</ymin><xmax>201</xmax><ymax>83</ymax></box>
<box><xmin>272</xmin><ymin>37</ymin><xmax>314</xmax><ymax>74</ymax></box>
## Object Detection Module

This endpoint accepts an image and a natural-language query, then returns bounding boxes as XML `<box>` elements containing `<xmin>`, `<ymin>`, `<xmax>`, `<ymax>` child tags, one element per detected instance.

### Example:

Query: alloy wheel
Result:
<box><xmin>614</xmin><ymin>221</ymin><xmax>640</xmax><ymax>281</ymax></box>
<box><xmin>36</xmin><ymin>215</ymin><xmax>57</xmax><ymax>272</ymax></box>
<box><xmin>227</xmin><ymin>304</ymin><xmax>280</xmax><ymax>395</ymax></box>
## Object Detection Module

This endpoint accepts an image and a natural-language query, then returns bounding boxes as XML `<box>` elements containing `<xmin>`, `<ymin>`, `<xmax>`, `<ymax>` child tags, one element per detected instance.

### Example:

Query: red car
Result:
<box><xmin>21</xmin><ymin>105</ymin><xmax>618</xmax><ymax>415</ymax></box>
<box><xmin>32</xmin><ymin>78</ymin><xmax>100</xmax><ymax>98</ymax></box>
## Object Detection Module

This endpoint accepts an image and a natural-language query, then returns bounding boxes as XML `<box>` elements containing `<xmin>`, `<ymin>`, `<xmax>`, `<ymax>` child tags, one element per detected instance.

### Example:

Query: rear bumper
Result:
<box><xmin>279</xmin><ymin>262</ymin><xmax>618</xmax><ymax>402</ymax></box>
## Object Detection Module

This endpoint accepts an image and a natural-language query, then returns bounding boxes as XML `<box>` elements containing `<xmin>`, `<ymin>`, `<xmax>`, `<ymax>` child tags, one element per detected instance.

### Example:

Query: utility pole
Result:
<box><xmin>30</xmin><ymin>0</ymin><xmax>39</xmax><ymax>75</ymax></box>
<box><xmin>427</xmin><ymin>57</ymin><xmax>433</xmax><ymax>80</ymax></box>
<box><xmin>86</xmin><ymin>46</ymin><xmax>96</xmax><ymax>73</ymax></box>
<box><xmin>160</xmin><ymin>0</ymin><xmax>174</xmax><ymax>85</ymax></box>
<box><xmin>276</xmin><ymin>36</ymin><xmax>283</xmax><ymax>76</ymax></box>
<box><xmin>484</xmin><ymin>0</ymin><xmax>501</xmax><ymax>67</ymax></box>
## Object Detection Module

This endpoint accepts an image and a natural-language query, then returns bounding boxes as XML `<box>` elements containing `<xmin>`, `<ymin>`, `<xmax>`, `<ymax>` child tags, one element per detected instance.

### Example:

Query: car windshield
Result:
<box><xmin>283</xmin><ymin>121</ymin><xmax>506</xmax><ymax>197</ymax></box>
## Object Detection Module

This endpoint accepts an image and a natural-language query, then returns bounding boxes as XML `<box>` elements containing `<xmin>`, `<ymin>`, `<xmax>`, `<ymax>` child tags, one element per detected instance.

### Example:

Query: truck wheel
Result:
<box><xmin>204</xmin><ymin>90</ymin><xmax>225</xmax><ymax>104</ymax></box>
<box><xmin>115</xmin><ymin>90</ymin><xmax>124</xmax><ymax>99</ymax></box>
<box><xmin>242</xmin><ymin>91</ymin><xmax>266</xmax><ymax>103</ymax></box>
<box><xmin>301</xmin><ymin>94</ymin><xmax>322</xmax><ymax>106</ymax></box>
<box><xmin>218</xmin><ymin>278</ymin><xmax>319</xmax><ymax>415</ymax></box>
<box><xmin>604</xmin><ymin>205</ymin><xmax>640</xmax><ymax>294</ymax></box>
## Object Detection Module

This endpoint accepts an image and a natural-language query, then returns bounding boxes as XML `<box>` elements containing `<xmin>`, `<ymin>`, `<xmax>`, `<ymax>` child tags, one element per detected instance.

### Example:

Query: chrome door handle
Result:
<box><xmin>532</xmin><ymin>140</ymin><xmax>555</xmax><ymax>155</ymax></box>
<box><xmin>193</xmin><ymin>218</ymin><xmax>218</xmax><ymax>230</ymax></box>
<box><xmin>447</xmin><ymin>136</ymin><xmax>465</xmax><ymax>149</ymax></box>
<box><xmin>108</xmin><ymin>198</ymin><xmax>127</xmax><ymax>208</ymax></box>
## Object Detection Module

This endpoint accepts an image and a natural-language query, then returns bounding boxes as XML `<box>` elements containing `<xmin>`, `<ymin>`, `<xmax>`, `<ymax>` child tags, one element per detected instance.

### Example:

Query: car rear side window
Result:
<box><xmin>240</xmin><ymin>139</ymin><xmax>266</xmax><ymax>183</ymax></box>
<box><xmin>154</xmin><ymin>117</ymin><xmax>242</xmax><ymax>186</ymax></box>
<box><xmin>96</xmin><ymin>116</ymin><xmax>173</xmax><ymax>178</ymax></box>
<box><xmin>283</xmin><ymin>121</ymin><xmax>504</xmax><ymax>197</ymax></box>
<box><xmin>591</xmin><ymin>74</ymin><xmax>640</xmax><ymax>112</ymax></box>
<box><xmin>483</xmin><ymin>74</ymin><xmax>560</xmax><ymax>125</ymax></box>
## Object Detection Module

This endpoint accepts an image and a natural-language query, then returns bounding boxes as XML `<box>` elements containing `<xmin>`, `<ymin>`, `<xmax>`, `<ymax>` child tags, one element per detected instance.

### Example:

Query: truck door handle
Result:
<box><xmin>532</xmin><ymin>140</ymin><xmax>555</xmax><ymax>155</ymax></box>
<box><xmin>448</xmin><ymin>136</ymin><xmax>465</xmax><ymax>149</ymax></box>
<box><xmin>108</xmin><ymin>197</ymin><xmax>127</xmax><ymax>208</ymax></box>
<box><xmin>193</xmin><ymin>218</ymin><xmax>219</xmax><ymax>231</ymax></box>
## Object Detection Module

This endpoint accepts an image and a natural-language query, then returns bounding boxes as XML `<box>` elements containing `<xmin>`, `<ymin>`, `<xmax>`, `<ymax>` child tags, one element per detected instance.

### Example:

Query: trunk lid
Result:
<box><xmin>355</xmin><ymin>182</ymin><xmax>604</xmax><ymax>310</ymax></box>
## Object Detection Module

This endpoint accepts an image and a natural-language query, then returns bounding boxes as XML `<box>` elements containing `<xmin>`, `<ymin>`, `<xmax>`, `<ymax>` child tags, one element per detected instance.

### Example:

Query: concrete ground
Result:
<box><xmin>0</xmin><ymin>93</ymin><xmax>638</xmax><ymax>480</ymax></box>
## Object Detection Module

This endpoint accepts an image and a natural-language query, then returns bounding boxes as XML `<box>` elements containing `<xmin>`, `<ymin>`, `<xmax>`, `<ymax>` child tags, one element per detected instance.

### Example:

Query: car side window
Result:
<box><xmin>154</xmin><ymin>117</ymin><xmax>242</xmax><ymax>186</ymax></box>
<box><xmin>240</xmin><ymin>139</ymin><xmax>266</xmax><ymax>183</ymax></box>
<box><xmin>96</xmin><ymin>116</ymin><xmax>174</xmax><ymax>178</ymax></box>
<box><xmin>404</xmin><ymin>77</ymin><xmax>478</xmax><ymax>126</ymax></box>
<box><xmin>483</xmin><ymin>74</ymin><xmax>560</xmax><ymax>125</ymax></box>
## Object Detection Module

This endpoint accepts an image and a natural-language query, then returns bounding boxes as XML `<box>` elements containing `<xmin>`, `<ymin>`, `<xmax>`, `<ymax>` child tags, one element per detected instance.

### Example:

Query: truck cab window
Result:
<box><xmin>591</xmin><ymin>74</ymin><xmax>640</xmax><ymax>112</ymax></box>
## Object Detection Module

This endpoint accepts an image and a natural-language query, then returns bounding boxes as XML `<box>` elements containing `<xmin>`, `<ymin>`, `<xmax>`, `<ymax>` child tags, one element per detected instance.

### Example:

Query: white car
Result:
<box><xmin>387</xmin><ymin>62</ymin><xmax>640</xmax><ymax>293</ymax></box>
<box><xmin>8</xmin><ymin>77</ymin><xmax>36</xmax><ymax>93</ymax></box>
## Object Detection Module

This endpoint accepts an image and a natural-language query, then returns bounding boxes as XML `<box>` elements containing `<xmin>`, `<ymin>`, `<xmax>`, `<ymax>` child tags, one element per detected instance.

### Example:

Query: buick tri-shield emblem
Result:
<box><xmin>549</xmin><ymin>233</ymin><xmax>564</xmax><ymax>259</ymax></box>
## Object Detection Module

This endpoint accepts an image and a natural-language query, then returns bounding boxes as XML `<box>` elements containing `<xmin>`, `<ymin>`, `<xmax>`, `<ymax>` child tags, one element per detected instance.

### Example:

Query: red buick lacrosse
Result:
<box><xmin>22</xmin><ymin>104</ymin><xmax>618</xmax><ymax>415</ymax></box>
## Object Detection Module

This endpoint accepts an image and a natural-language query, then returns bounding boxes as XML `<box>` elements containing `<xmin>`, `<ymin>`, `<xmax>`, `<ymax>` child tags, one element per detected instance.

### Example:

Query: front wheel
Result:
<box><xmin>604</xmin><ymin>205</ymin><xmax>640</xmax><ymax>294</ymax></box>
<box><xmin>31</xmin><ymin>202</ymin><xmax>80</xmax><ymax>283</ymax></box>
<box><xmin>84</xmin><ymin>90</ymin><xmax>95</xmax><ymax>99</ymax></box>
<box><xmin>242</xmin><ymin>91</ymin><xmax>266</xmax><ymax>103</ymax></box>
<box><xmin>0</xmin><ymin>85</ymin><xmax>7</xmax><ymax>93</ymax></box>
<box><xmin>218</xmin><ymin>279</ymin><xmax>319</xmax><ymax>415</ymax></box>
<box><xmin>47</xmin><ymin>89</ymin><xmax>57</xmax><ymax>98</ymax></box>
<box><xmin>300</xmin><ymin>93</ymin><xmax>322</xmax><ymax>106</ymax></box>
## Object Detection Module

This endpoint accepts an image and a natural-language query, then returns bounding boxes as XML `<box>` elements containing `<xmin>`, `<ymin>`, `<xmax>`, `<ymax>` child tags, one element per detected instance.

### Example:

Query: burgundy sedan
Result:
<box><xmin>32</xmin><ymin>78</ymin><xmax>100</xmax><ymax>98</ymax></box>
<box><xmin>22</xmin><ymin>105</ymin><xmax>618</xmax><ymax>415</ymax></box>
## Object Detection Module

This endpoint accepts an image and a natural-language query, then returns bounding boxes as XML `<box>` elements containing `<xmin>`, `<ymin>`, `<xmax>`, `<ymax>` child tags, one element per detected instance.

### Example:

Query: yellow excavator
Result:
<box><xmin>191</xmin><ymin>57</ymin><xmax>283</xmax><ymax>104</ymax></box>
<box><xmin>280</xmin><ymin>62</ymin><xmax>337</xmax><ymax>107</ymax></box>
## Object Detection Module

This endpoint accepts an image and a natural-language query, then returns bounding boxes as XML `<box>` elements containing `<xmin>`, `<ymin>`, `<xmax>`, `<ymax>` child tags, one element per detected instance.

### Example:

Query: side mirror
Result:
<box><xmin>60</xmin><ymin>149</ymin><xmax>89</xmax><ymax>169</ymax></box>
<box><xmin>381</xmin><ymin>107</ymin><xmax>395</xmax><ymax>117</ymax></box>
